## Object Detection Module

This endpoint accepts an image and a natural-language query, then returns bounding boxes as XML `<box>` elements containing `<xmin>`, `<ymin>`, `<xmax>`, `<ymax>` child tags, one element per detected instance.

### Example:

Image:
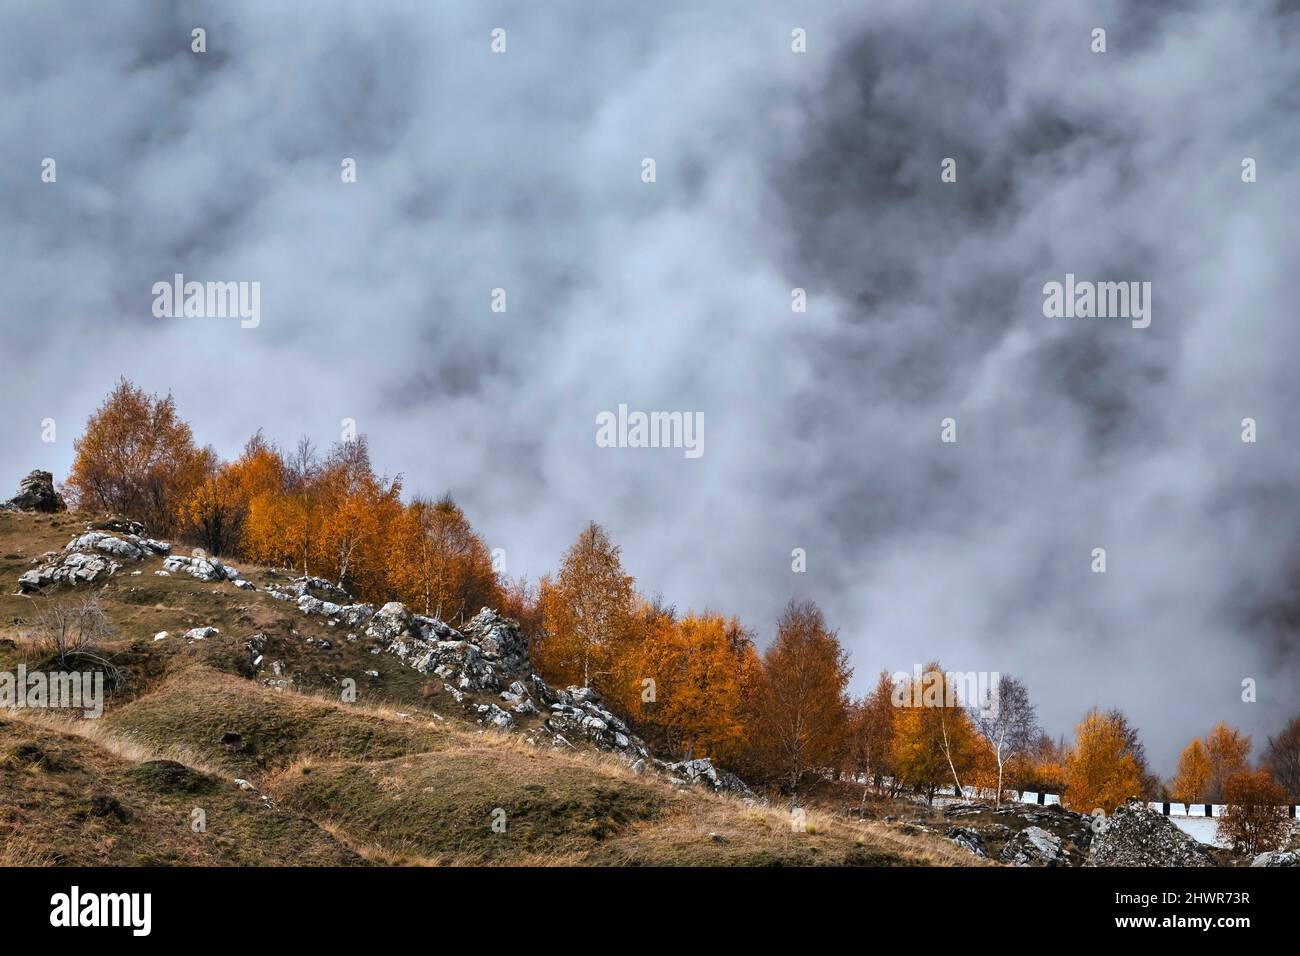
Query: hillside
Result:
<box><xmin>0</xmin><ymin>508</ymin><xmax>976</xmax><ymax>867</ymax></box>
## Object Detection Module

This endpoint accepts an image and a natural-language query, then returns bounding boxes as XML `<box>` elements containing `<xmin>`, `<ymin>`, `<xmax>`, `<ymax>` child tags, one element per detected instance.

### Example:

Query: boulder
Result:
<box><xmin>3</xmin><ymin>470</ymin><xmax>65</xmax><ymax>512</ymax></box>
<box><xmin>947</xmin><ymin>825</ymin><xmax>988</xmax><ymax>857</ymax></box>
<box><xmin>477</xmin><ymin>703</ymin><xmax>515</xmax><ymax>729</ymax></box>
<box><xmin>366</xmin><ymin>602</ymin><xmax>410</xmax><ymax>641</ymax></box>
<box><xmin>90</xmin><ymin>517</ymin><xmax>146</xmax><ymax>536</ymax></box>
<box><xmin>162</xmin><ymin>554</ymin><xmax>239</xmax><ymax>582</ymax></box>
<box><xmin>298</xmin><ymin>594</ymin><xmax>343</xmax><ymax>618</ymax></box>
<box><xmin>295</xmin><ymin>576</ymin><xmax>351</xmax><ymax>602</ymax></box>
<box><xmin>999</xmin><ymin>826</ymin><xmax>1066</xmax><ymax>866</ymax></box>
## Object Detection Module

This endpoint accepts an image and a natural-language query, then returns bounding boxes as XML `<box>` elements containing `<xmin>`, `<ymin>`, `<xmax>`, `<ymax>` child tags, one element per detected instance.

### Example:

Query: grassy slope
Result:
<box><xmin>0</xmin><ymin>511</ymin><xmax>978</xmax><ymax>867</ymax></box>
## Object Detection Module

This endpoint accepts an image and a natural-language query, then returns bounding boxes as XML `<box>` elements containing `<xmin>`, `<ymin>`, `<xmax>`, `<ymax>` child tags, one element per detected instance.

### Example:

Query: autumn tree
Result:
<box><xmin>846</xmin><ymin>671</ymin><xmax>898</xmax><ymax>795</ymax></box>
<box><xmin>243</xmin><ymin>435</ymin><xmax>323</xmax><ymax>575</ymax></box>
<box><xmin>177</xmin><ymin>457</ymin><xmax>238</xmax><ymax>555</ymax></box>
<box><xmin>1100</xmin><ymin>708</ymin><xmax>1161</xmax><ymax>799</ymax></box>
<box><xmin>745</xmin><ymin>600</ymin><xmax>851</xmax><ymax>793</ymax></box>
<box><xmin>1218</xmin><ymin>769</ymin><xmax>1290</xmax><ymax>856</ymax></box>
<box><xmin>1061</xmin><ymin>709</ymin><xmax>1144</xmax><ymax>813</ymax></box>
<box><xmin>891</xmin><ymin>665</ymin><xmax>980</xmax><ymax>804</ymax></box>
<box><xmin>176</xmin><ymin>431</ymin><xmax>284</xmax><ymax>556</ymax></box>
<box><xmin>1020</xmin><ymin>731</ymin><xmax>1065</xmax><ymax>795</ymax></box>
<box><xmin>1170</xmin><ymin>737</ymin><xmax>1213</xmax><ymax>805</ymax></box>
<box><xmin>66</xmin><ymin>379</ymin><xmax>209</xmax><ymax>535</ymax></box>
<box><xmin>1264</xmin><ymin>715</ymin><xmax>1300</xmax><ymax>801</ymax></box>
<box><xmin>635</xmin><ymin>612</ymin><xmax>756</xmax><ymax>764</ymax></box>
<box><xmin>390</xmin><ymin>494</ymin><xmax>500</xmax><ymax>623</ymax></box>
<box><xmin>1204</xmin><ymin>722</ymin><xmax>1251</xmax><ymax>803</ymax></box>
<box><xmin>536</xmin><ymin>522</ymin><xmax>637</xmax><ymax>689</ymax></box>
<box><xmin>973</xmin><ymin>674</ymin><xmax>1037</xmax><ymax>808</ymax></box>
<box><xmin>307</xmin><ymin>438</ymin><xmax>401</xmax><ymax>592</ymax></box>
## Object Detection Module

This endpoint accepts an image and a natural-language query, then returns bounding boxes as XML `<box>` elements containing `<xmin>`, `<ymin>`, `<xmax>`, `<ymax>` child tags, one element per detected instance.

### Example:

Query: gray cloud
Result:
<box><xmin>2</xmin><ymin>0</ymin><xmax>1298</xmax><ymax>773</ymax></box>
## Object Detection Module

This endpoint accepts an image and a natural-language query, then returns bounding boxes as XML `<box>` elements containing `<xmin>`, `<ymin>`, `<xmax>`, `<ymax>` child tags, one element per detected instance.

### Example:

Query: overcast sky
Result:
<box><xmin>2</xmin><ymin>0</ymin><xmax>1298</xmax><ymax>773</ymax></box>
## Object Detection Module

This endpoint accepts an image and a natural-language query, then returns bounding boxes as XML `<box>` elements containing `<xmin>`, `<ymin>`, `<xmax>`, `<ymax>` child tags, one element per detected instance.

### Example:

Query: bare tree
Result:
<box><xmin>33</xmin><ymin>595</ymin><xmax>117</xmax><ymax>677</ymax></box>
<box><xmin>974</xmin><ymin>674</ymin><xmax>1037</xmax><ymax>808</ymax></box>
<box><xmin>285</xmin><ymin>434</ymin><xmax>319</xmax><ymax>490</ymax></box>
<box><xmin>1264</xmin><ymin>715</ymin><xmax>1300</xmax><ymax>801</ymax></box>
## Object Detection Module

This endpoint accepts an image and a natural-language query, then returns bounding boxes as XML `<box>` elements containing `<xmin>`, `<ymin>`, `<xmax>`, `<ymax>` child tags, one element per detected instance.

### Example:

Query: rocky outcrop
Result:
<box><xmin>540</xmin><ymin>683</ymin><xmax>650</xmax><ymax>761</ymax></box>
<box><xmin>1251</xmin><ymin>849</ymin><xmax>1300</xmax><ymax>867</ymax></box>
<box><xmin>373</xmin><ymin>605</ymin><xmax>658</xmax><ymax>762</ymax></box>
<box><xmin>928</xmin><ymin>802</ymin><xmax>1093</xmax><ymax>865</ymax></box>
<box><xmin>2</xmin><ymin>470</ymin><xmax>65</xmax><ymax>513</ymax></box>
<box><xmin>265</xmin><ymin>576</ymin><xmax>350</xmax><ymax>604</ymax></box>
<box><xmin>998</xmin><ymin>803</ymin><xmax>1095</xmax><ymax>853</ymax></box>
<box><xmin>947</xmin><ymin>825</ymin><xmax>988</xmax><ymax>857</ymax></box>
<box><xmin>1000</xmin><ymin>826</ymin><xmax>1066</xmax><ymax>866</ymax></box>
<box><xmin>163</xmin><ymin>552</ymin><xmax>240</xmax><ymax>582</ymax></box>
<box><xmin>658</xmin><ymin>757</ymin><xmax>755</xmax><ymax>798</ymax></box>
<box><xmin>18</xmin><ymin>527</ymin><xmax>170</xmax><ymax>592</ymax></box>
<box><xmin>1086</xmin><ymin>798</ymin><xmax>1215</xmax><ymax>867</ymax></box>
<box><xmin>289</xmin><ymin>594</ymin><xmax>741</xmax><ymax>785</ymax></box>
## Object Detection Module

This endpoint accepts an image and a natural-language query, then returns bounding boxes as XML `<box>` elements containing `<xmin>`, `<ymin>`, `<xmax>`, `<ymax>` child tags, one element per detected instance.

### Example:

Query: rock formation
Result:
<box><xmin>2</xmin><ymin>470</ymin><xmax>66</xmax><ymax>512</ymax></box>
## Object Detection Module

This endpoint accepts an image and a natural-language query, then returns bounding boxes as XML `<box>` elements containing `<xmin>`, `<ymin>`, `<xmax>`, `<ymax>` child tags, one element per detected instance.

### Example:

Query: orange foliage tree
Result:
<box><xmin>311</xmin><ymin>439</ymin><xmax>402</xmax><ymax>595</ymax></box>
<box><xmin>536</xmin><ymin>522</ymin><xmax>637</xmax><ymax>690</ymax></box>
<box><xmin>744</xmin><ymin>600</ymin><xmax>851</xmax><ymax>793</ymax></box>
<box><xmin>846</xmin><ymin>671</ymin><xmax>899</xmax><ymax>794</ymax></box>
<box><xmin>1218</xmin><ymin>768</ymin><xmax>1290</xmax><ymax>856</ymax></box>
<box><xmin>177</xmin><ymin>431</ymin><xmax>284</xmax><ymax>556</ymax></box>
<box><xmin>635</xmin><ymin>612</ymin><xmax>757</xmax><ymax>764</ymax></box>
<box><xmin>242</xmin><ymin>436</ymin><xmax>322</xmax><ymax>576</ymax></box>
<box><xmin>1021</xmin><ymin>732</ymin><xmax>1066</xmax><ymax>795</ymax></box>
<box><xmin>1062</xmin><ymin>709</ymin><xmax>1144</xmax><ymax>813</ymax></box>
<box><xmin>1170</xmin><ymin>737</ymin><xmax>1213</xmax><ymax>805</ymax></box>
<box><xmin>390</xmin><ymin>494</ymin><xmax>500</xmax><ymax>623</ymax></box>
<box><xmin>66</xmin><ymin>379</ymin><xmax>210</xmax><ymax>535</ymax></box>
<box><xmin>890</xmin><ymin>665</ymin><xmax>980</xmax><ymax>804</ymax></box>
<box><xmin>1204</xmin><ymin>722</ymin><xmax>1251</xmax><ymax>803</ymax></box>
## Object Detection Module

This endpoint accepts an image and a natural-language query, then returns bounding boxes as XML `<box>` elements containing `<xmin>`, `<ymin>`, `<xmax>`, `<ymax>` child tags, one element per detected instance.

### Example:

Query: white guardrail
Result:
<box><xmin>1016</xmin><ymin>790</ymin><xmax>1299</xmax><ymax>819</ymax></box>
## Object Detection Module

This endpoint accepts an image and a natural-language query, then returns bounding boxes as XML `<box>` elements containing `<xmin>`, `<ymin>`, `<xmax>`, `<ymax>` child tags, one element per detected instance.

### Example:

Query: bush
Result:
<box><xmin>1217</xmin><ymin>769</ymin><xmax>1290</xmax><ymax>856</ymax></box>
<box><xmin>31</xmin><ymin>595</ymin><xmax>123</xmax><ymax>691</ymax></box>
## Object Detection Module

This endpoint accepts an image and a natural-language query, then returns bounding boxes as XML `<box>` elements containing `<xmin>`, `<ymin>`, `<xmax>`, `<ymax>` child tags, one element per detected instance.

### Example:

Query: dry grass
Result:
<box><xmin>1</xmin><ymin>706</ymin><xmax>224</xmax><ymax>778</ymax></box>
<box><xmin>0</xmin><ymin>710</ymin><xmax>363</xmax><ymax>866</ymax></box>
<box><xmin>0</xmin><ymin>828</ymin><xmax>61</xmax><ymax>866</ymax></box>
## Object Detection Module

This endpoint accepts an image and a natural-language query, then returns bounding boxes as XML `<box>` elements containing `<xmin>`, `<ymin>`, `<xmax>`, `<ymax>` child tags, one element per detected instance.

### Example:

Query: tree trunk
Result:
<box><xmin>995</xmin><ymin>750</ymin><xmax>1005</xmax><ymax>809</ymax></box>
<box><xmin>940</xmin><ymin>712</ymin><xmax>964</xmax><ymax>798</ymax></box>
